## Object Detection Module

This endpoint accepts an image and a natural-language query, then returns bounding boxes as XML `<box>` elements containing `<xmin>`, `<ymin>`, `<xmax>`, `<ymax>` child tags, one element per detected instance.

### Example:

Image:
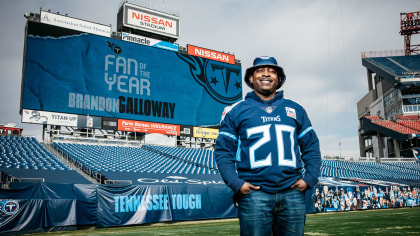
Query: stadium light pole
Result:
<box><xmin>400</xmin><ymin>11</ymin><xmax>420</xmax><ymax>56</ymax></box>
<box><xmin>339</xmin><ymin>140</ymin><xmax>342</xmax><ymax>158</ymax></box>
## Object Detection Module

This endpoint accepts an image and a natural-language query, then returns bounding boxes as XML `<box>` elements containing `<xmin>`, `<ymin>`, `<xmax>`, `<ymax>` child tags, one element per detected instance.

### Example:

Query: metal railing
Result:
<box><xmin>11</xmin><ymin>177</ymin><xmax>44</xmax><ymax>183</ymax></box>
<box><xmin>361</xmin><ymin>49</ymin><xmax>405</xmax><ymax>58</ymax></box>
<box><xmin>104</xmin><ymin>180</ymin><xmax>132</xmax><ymax>185</ymax></box>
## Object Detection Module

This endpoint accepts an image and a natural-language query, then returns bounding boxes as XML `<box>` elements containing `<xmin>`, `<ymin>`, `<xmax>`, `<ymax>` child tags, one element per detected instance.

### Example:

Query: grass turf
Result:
<box><xmin>24</xmin><ymin>207</ymin><xmax>420</xmax><ymax>236</ymax></box>
<box><xmin>304</xmin><ymin>207</ymin><xmax>420</xmax><ymax>235</ymax></box>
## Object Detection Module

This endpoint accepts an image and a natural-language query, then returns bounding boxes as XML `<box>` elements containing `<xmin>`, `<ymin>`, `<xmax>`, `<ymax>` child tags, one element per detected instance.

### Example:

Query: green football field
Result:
<box><xmin>25</xmin><ymin>207</ymin><xmax>420</xmax><ymax>236</ymax></box>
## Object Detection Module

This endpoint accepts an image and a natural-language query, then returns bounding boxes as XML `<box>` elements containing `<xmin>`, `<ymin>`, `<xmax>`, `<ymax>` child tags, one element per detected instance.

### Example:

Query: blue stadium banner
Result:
<box><xmin>102</xmin><ymin>172</ymin><xmax>225</xmax><ymax>185</ymax></box>
<box><xmin>96</xmin><ymin>184</ymin><xmax>237</xmax><ymax>227</ymax></box>
<box><xmin>1</xmin><ymin>182</ymin><xmax>419</xmax><ymax>233</ymax></box>
<box><xmin>0</xmin><ymin>183</ymin><xmax>97</xmax><ymax>233</ymax></box>
<box><xmin>21</xmin><ymin>22</ymin><xmax>242</xmax><ymax>126</ymax></box>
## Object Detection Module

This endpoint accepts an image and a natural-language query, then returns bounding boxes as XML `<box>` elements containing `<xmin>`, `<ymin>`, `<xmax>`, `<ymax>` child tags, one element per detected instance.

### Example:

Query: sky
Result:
<box><xmin>0</xmin><ymin>0</ymin><xmax>419</xmax><ymax>158</ymax></box>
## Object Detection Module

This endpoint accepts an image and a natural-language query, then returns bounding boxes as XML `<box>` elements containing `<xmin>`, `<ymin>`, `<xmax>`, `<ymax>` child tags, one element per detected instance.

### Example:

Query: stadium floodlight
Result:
<box><xmin>400</xmin><ymin>11</ymin><xmax>420</xmax><ymax>55</ymax></box>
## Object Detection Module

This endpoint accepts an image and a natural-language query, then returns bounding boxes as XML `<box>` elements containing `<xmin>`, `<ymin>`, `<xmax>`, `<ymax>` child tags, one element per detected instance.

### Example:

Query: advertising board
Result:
<box><xmin>118</xmin><ymin>2</ymin><xmax>179</xmax><ymax>40</ymax></box>
<box><xmin>118</xmin><ymin>119</ymin><xmax>180</xmax><ymax>136</ymax></box>
<box><xmin>193</xmin><ymin>127</ymin><xmax>219</xmax><ymax>139</ymax></box>
<box><xmin>180</xmin><ymin>125</ymin><xmax>193</xmax><ymax>138</ymax></box>
<box><xmin>121</xmin><ymin>32</ymin><xmax>179</xmax><ymax>51</ymax></box>
<box><xmin>403</xmin><ymin>96</ymin><xmax>420</xmax><ymax>105</ymax></box>
<box><xmin>40</xmin><ymin>10</ymin><xmax>111</xmax><ymax>37</ymax></box>
<box><xmin>21</xmin><ymin>21</ymin><xmax>242</xmax><ymax>127</ymax></box>
<box><xmin>102</xmin><ymin>117</ymin><xmax>118</xmax><ymax>130</ymax></box>
<box><xmin>21</xmin><ymin>109</ymin><xmax>78</xmax><ymax>127</ymax></box>
<box><xmin>77</xmin><ymin>115</ymin><xmax>102</xmax><ymax>129</ymax></box>
<box><xmin>187</xmin><ymin>44</ymin><xmax>235</xmax><ymax>65</ymax></box>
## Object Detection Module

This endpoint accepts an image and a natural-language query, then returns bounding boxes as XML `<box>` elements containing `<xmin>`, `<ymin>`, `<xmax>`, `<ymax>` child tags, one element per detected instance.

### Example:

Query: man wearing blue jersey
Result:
<box><xmin>215</xmin><ymin>56</ymin><xmax>321</xmax><ymax>236</ymax></box>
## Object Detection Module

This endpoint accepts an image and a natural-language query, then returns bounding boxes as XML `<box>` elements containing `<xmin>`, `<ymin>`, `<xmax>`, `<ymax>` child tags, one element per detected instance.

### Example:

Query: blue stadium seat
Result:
<box><xmin>318</xmin><ymin>159</ymin><xmax>420</xmax><ymax>181</ymax></box>
<box><xmin>0</xmin><ymin>136</ymin><xmax>70</xmax><ymax>171</ymax></box>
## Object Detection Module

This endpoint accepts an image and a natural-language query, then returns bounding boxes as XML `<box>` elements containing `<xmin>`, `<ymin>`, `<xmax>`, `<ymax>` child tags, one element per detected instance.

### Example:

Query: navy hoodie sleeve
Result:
<box><xmin>297</xmin><ymin>109</ymin><xmax>321</xmax><ymax>188</ymax></box>
<box><xmin>214</xmin><ymin>107</ymin><xmax>245</xmax><ymax>193</ymax></box>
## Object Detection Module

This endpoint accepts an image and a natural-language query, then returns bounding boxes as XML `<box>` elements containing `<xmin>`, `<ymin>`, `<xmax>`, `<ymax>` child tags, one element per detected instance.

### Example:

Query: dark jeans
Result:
<box><xmin>238</xmin><ymin>188</ymin><xmax>306</xmax><ymax>236</ymax></box>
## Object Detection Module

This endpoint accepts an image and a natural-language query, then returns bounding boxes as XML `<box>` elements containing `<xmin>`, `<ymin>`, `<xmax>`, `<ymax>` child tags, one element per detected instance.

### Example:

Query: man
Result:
<box><xmin>215</xmin><ymin>56</ymin><xmax>321</xmax><ymax>236</ymax></box>
<box><xmin>311</xmin><ymin>188</ymin><xmax>321</xmax><ymax>208</ymax></box>
<box><xmin>314</xmin><ymin>198</ymin><xmax>323</xmax><ymax>213</ymax></box>
<box><xmin>331</xmin><ymin>196</ymin><xmax>340</xmax><ymax>210</ymax></box>
<box><xmin>355</xmin><ymin>186</ymin><xmax>362</xmax><ymax>205</ymax></box>
<box><xmin>350</xmin><ymin>197</ymin><xmax>361</xmax><ymax>211</ymax></box>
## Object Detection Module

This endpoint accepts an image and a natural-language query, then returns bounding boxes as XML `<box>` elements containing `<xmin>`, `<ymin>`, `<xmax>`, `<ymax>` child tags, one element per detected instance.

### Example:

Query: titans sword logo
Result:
<box><xmin>177</xmin><ymin>54</ymin><xmax>242</xmax><ymax>105</ymax></box>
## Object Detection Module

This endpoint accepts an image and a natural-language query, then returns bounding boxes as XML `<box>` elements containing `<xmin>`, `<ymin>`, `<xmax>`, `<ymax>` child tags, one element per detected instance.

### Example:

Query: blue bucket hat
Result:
<box><xmin>244</xmin><ymin>56</ymin><xmax>286</xmax><ymax>89</ymax></box>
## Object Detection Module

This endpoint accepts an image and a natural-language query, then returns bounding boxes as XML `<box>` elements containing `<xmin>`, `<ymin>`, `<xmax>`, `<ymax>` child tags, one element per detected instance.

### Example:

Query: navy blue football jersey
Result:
<box><xmin>215</xmin><ymin>91</ymin><xmax>321</xmax><ymax>193</ymax></box>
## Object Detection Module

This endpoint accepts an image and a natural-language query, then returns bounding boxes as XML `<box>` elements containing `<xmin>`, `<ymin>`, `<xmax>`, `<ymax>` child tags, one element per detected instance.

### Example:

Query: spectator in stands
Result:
<box><xmin>328</xmin><ymin>188</ymin><xmax>334</xmax><ymax>199</ymax></box>
<box><xmin>389</xmin><ymin>187</ymin><xmax>395</xmax><ymax>206</ymax></box>
<box><xmin>339</xmin><ymin>201</ymin><xmax>346</xmax><ymax>212</ymax></box>
<box><xmin>339</xmin><ymin>188</ymin><xmax>346</xmax><ymax>203</ymax></box>
<box><xmin>320</xmin><ymin>191</ymin><xmax>326</xmax><ymax>209</ymax></box>
<box><xmin>413</xmin><ymin>190</ymin><xmax>419</xmax><ymax>205</ymax></box>
<box><xmin>385</xmin><ymin>187</ymin><xmax>390</xmax><ymax>200</ymax></box>
<box><xmin>314</xmin><ymin>198</ymin><xmax>323</xmax><ymax>213</ymax></box>
<box><xmin>322</xmin><ymin>186</ymin><xmax>329</xmax><ymax>198</ymax></box>
<box><xmin>333</xmin><ymin>187</ymin><xmax>340</xmax><ymax>199</ymax></box>
<box><xmin>395</xmin><ymin>197</ymin><xmax>402</xmax><ymax>208</ymax></box>
<box><xmin>377</xmin><ymin>188</ymin><xmax>385</xmax><ymax>199</ymax></box>
<box><xmin>407</xmin><ymin>187</ymin><xmax>413</xmax><ymax>199</ymax></box>
<box><xmin>402</xmin><ymin>188</ymin><xmax>409</xmax><ymax>207</ymax></box>
<box><xmin>379</xmin><ymin>197</ymin><xmax>387</xmax><ymax>209</ymax></box>
<box><xmin>312</xmin><ymin>188</ymin><xmax>321</xmax><ymax>206</ymax></box>
<box><xmin>388</xmin><ymin>199</ymin><xmax>392</xmax><ymax>208</ymax></box>
<box><xmin>413</xmin><ymin>187</ymin><xmax>419</xmax><ymax>201</ymax></box>
<box><xmin>372</xmin><ymin>186</ymin><xmax>378</xmax><ymax>199</ymax></box>
<box><xmin>370</xmin><ymin>195</ymin><xmax>379</xmax><ymax>209</ymax></box>
<box><xmin>368</xmin><ymin>186</ymin><xmax>374</xmax><ymax>199</ymax></box>
<box><xmin>362</xmin><ymin>188</ymin><xmax>369</xmax><ymax>201</ymax></box>
<box><xmin>395</xmin><ymin>187</ymin><xmax>401</xmax><ymax>200</ymax></box>
<box><xmin>345</xmin><ymin>198</ymin><xmax>352</xmax><ymax>211</ymax></box>
<box><xmin>323</xmin><ymin>194</ymin><xmax>332</xmax><ymax>211</ymax></box>
<box><xmin>350</xmin><ymin>197</ymin><xmax>361</xmax><ymax>211</ymax></box>
<box><xmin>331</xmin><ymin>196</ymin><xmax>340</xmax><ymax>210</ymax></box>
<box><xmin>375</xmin><ymin>196</ymin><xmax>382</xmax><ymax>208</ymax></box>
<box><xmin>362</xmin><ymin>194</ymin><xmax>370</xmax><ymax>209</ymax></box>
<box><xmin>354</xmin><ymin>186</ymin><xmax>362</xmax><ymax>205</ymax></box>
<box><xmin>346</xmin><ymin>189</ymin><xmax>354</xmax><ymax>203</ymax></box>
<box><xmin>215</xmin><ymin>56</ymin><xmax>321</xmax><ymax>236</ymax></box>
<box><xmin>362</xmin><ymin>199</ymin><xmax>369</xmax><ymax>209</ymax></box>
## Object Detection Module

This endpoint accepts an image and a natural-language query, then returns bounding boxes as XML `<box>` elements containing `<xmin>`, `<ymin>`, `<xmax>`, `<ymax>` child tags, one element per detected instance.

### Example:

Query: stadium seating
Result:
<box><xmin>391</xmin><ymin>55</ymin><xmax>420</xmax><ymax>72</ymax></box>
<box><xmin>0</xmin><ymin>136</ymin><xmax>69</xmax><ymax>170</ymax></box>
<box><xmin>53</xmin><ymin>142</ymin><xmax>219</xmax><ymax>175</ymax></box>
<box><xmin>320</xmin><ymin>159</ymin><xmax>420</xmax><ymax>181</ymax></box>
<box><xmin>365</xmin><ymin>115</ymin><xmax>420</xmax><ymax>135</ymax></box>
<box><xmin>395</xmin><ymin>115</ymin><xmax>419</xmax><ymax>120</ymax></box>
<box><xmin>365</xmin><ymin>57</ymin><xmax>405</xmax><ymax>76</ymax></box>
<box><xmin>365</xmin><ymin>55</ymin><xmax>420</xmax><ymax>76</ymax></box>
<box><xmin>372</xmin><ymin>120</ymin><xmax>418</xmax><ymax>134</ymax></box>
<box><xmin>142</xmin><ymin>145</ymin><xmax>218</xmax><ymax>172</ymax></box>
<box><xmin>52</xmin><ymin>141</ymin><xmax>420</xmax><ymax>183</ymax></box>
<box><xmin>2</xmin><ymin>136</ymin><xmax>419</xmax><ymax>185</ymax></box>
<box><xmin>396</xmin><ymin>120</ymin><xmax>420</xmax><ymax>132</ymax></box>
<box><xmin>0</xmin><ymin>136</ymin><xmax>94</xmax><ymax>184</ymax></box>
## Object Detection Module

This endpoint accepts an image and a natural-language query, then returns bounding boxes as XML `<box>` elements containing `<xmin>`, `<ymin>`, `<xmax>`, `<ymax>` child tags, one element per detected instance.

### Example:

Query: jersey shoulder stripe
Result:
<box><xmin>298</xmin><ymin>126</ymin><xmax>313</xmax><ymax>139</ymax></box>
<box><xmin>219</xmin><ymin>131</ymin><xmax>238</xmax><ymax>141</ymax></box>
